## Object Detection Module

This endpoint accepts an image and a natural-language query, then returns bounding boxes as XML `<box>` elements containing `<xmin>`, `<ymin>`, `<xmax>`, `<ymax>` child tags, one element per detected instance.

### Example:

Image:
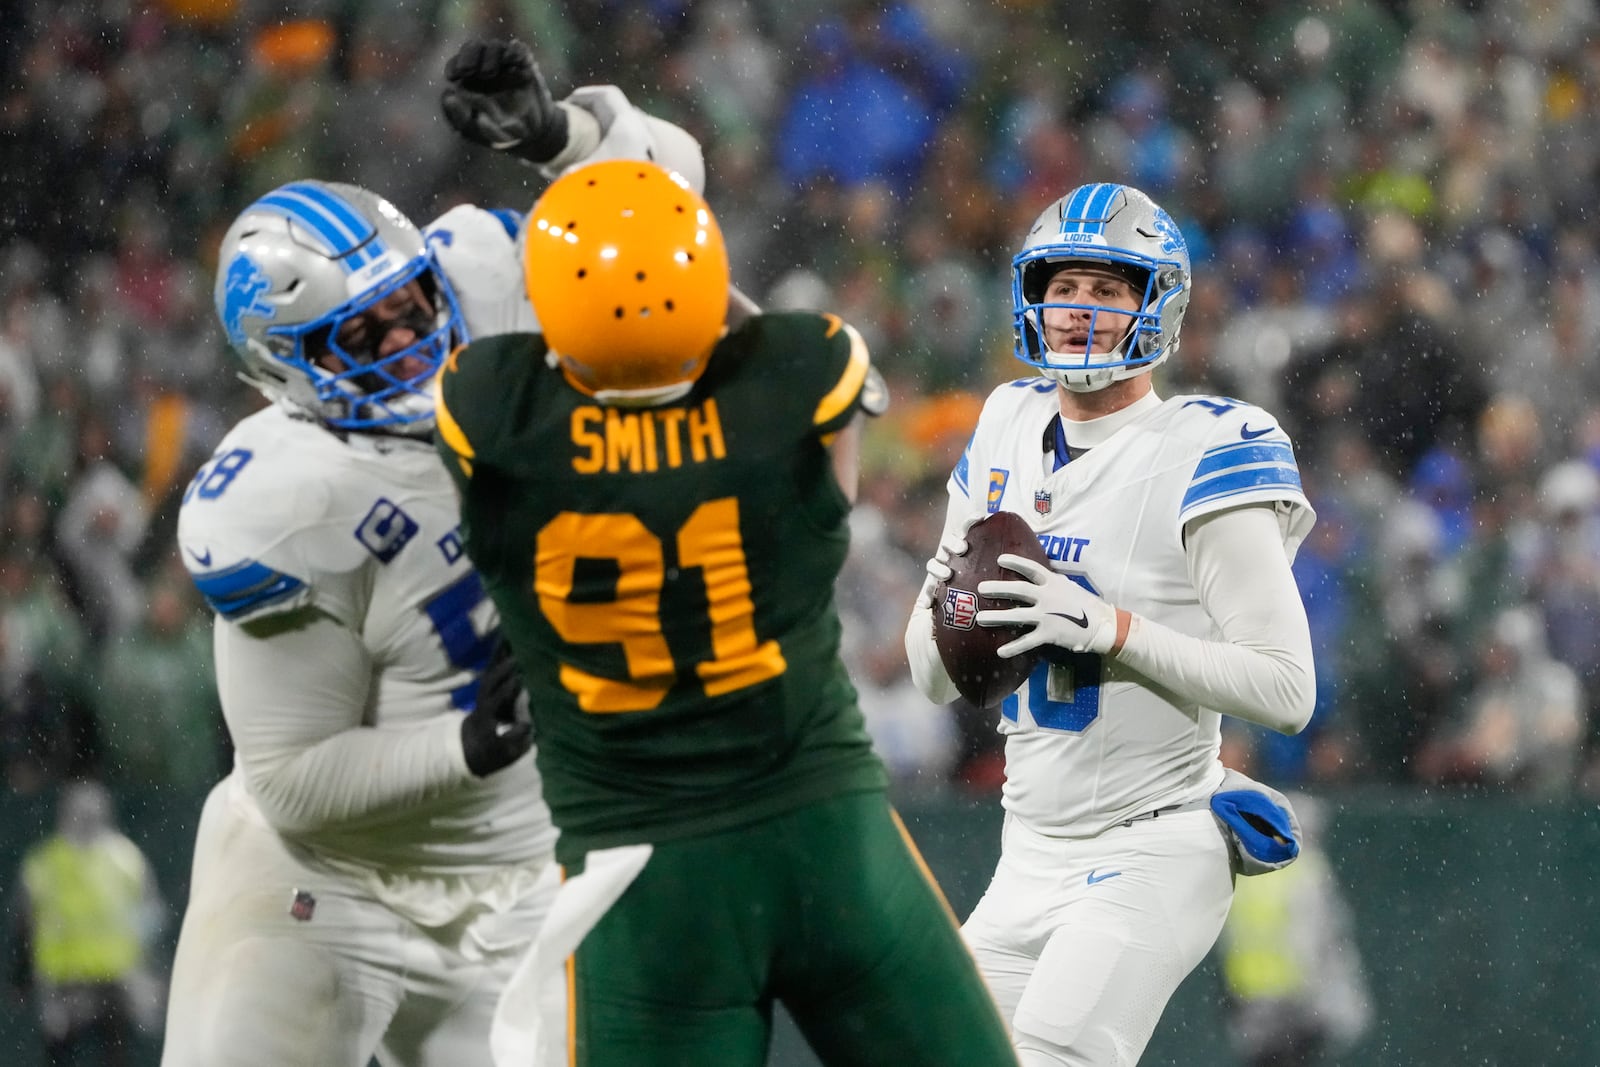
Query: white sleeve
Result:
<box><xmin>544</xmin><ymin>85</ymin><xmax>706</xmax><ymax>194</ymax></box>
<box><xmin>1114</xmin><ymin>503</ymin><xmax>1315</xmax><ymax>734</ymax></box>
<box><xmin>904</xmin><ymin>492</ymin><xmax>967</xmax><ymax>706</ymax></box>
<box><xmin>637</xmin><ymin>113</ymin><xmax>706</xmax><ymax>193</ymax></box>
<box><xmin>216</xmin><ymin>610</ymin><xmax>475</xmax><ymax>836</ymax></box>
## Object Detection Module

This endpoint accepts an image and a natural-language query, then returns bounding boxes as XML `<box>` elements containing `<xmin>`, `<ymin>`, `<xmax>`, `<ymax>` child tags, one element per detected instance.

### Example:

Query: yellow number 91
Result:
<box><xmin>534</xmin><ymin>497</ymin><xmax>787</xmax><ymax>713</ymax></box>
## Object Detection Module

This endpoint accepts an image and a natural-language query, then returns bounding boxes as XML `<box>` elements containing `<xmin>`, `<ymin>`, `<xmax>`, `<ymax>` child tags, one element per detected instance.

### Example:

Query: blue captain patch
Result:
<box><xmin>354</xmin><ymin>498</ymin><xmax>420</xmax><ymax>563</ymax></box>
<box><xmin>986</xmin><ymin>469</ymin><xmax>1011</xmax><ymax>512</ymax></box>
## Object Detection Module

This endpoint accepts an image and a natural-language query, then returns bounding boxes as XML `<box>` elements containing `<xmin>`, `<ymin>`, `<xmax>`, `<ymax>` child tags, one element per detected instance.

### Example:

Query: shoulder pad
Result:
<box><xmin>177</xmin><ymin>410</ymin><xmax>428</xmax><ymax>624</ymax></box>
<box><xmin>950</xmin><ymin>379</ymin><xmax>1054</xmax><ymax>501</ymax></box>
<box><xmin>561</xmin><ymin>85</ymin><xmax>706</xmax><ymax>194</ymax></box>
<box><xmin>741</xmin><ymin>311</ymin><xmax>874</xmax><ymax>435</ymax></box>
<box><xmin>1172</xmin><ymin>396</ymin><xmax>1308</xmax><ymax>523</ymax></box>
<box><xmin>426</xmin><ymin>206</ymin><xmax>538</xmax><ymax>338</ymax></box>
<box><xmin>177</xmin><ymin>426</ymin><xmax>317</xmax><ymax>622</ymax></box>
<box><xmin>1169</xmin><ymin>395</ymin><xmax>1283</xmax><ymax>440</ymax></box>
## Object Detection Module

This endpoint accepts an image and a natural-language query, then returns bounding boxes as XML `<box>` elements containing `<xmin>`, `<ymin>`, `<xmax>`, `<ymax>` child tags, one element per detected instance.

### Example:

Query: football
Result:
<box><xmin>933</xmin><ymin>510</ymin><xmax>1051</xmax><ymax>708</ymax></box>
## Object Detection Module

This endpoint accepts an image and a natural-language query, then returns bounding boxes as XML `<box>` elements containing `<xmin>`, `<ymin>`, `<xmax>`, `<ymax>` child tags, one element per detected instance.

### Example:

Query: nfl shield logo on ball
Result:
<box><xmin>1034</xmin><ymin>490</ymin><xmax>1052</xmax><ymax>515</ymax></box>
<box><xmin>942</xmin><ymin>588</ymin><xmax>979</xmax><ymax>630</ymax></box>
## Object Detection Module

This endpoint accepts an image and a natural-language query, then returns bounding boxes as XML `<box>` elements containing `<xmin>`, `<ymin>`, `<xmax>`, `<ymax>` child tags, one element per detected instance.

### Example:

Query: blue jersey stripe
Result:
<box><xmin>487</xmin><ymin>208</ymin><xmax>524</xmax><ymax>240</ymax></box>
<box><xmin>192</xmin><ymin>560</ymin><xmax>306</xmax><ymax>619</ymax></box>
<box><xmin>1192</xmin><ymin>440</ymin><xmax>1297</xmax><ymax>480</ymax></box>
<box><xmin>1182</xmin><ymin>466</ymin><xmax>1304</xmax><ymax>512</ymax></box>
<box><xmin>953</xmin><ymin>447</ymin><xmax>971</xmax><ymax>496</ymax></box>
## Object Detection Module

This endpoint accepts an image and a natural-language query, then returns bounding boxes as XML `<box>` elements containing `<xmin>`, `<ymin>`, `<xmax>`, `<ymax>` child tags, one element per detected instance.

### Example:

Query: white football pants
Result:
<box><xmin>963</xmin><ymin>808</ymin><xmax>1233</xmax><ymax>1067</ymax></box>
<box><xmin>160</xmin><ymin>784</ymin><xmax>557</xmax><ymax>1067</ymax></box>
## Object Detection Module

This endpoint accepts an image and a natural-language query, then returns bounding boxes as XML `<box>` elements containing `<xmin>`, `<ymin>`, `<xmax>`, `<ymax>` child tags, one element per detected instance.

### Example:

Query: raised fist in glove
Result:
<box><xmin>441</xmin><ymin>38</ymin><xmax>569</xmax><ymax>164</ymax></box>
<box><xmin>977</xmin><ymin>555</ymin><xmax>1121</xmax><ymax>657</ymax></box>
<box><xmin>460</xmin><ymin>634</ymin><xmax>533</xmax><ymax>777</ymax></box>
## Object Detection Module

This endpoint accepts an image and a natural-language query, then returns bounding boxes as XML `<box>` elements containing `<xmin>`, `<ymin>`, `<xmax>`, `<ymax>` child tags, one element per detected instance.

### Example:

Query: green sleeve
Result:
<box><xmin>745</xmin><ymin>311</ymin><xmax>876</xmax><ymax>438</ymax></box>
<box><xmin>433</xmin><ymin>333</ymin><xmax>546</xmax><ymax>488</ymax></box>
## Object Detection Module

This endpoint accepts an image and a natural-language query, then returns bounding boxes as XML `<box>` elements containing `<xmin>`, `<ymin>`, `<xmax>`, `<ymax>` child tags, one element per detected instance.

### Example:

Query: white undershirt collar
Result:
<box><xmin>1059</xmin><ymin>389</ymin><xmax>1163</xmax><ymax>452</ymax></box>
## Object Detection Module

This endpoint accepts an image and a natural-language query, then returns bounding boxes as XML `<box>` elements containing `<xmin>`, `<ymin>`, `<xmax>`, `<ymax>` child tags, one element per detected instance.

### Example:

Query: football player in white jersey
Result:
<box><xmin>161</xmin><ymin>46</ymin><xmax>708</xmax><ymax>1067</ymax></box>
<box><xmin>904</xmin><ymin>182</ymin><xmax>1317</xmax><ymax>1066</ymax></box>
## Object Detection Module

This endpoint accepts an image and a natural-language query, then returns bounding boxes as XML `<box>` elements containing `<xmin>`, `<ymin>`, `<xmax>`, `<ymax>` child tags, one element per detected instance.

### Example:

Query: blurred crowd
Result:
<box><xmin>5</xmin><ymin>0</ymin><xmax>1600</xmax><ymax>803</ymax></box>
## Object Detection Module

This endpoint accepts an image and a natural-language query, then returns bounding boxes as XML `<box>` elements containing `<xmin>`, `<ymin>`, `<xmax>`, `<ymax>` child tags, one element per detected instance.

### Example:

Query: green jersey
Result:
<box><xmin>436</xmin><ymin>311</ymin><xmax>888</xmax><ymax>860</ymax></box>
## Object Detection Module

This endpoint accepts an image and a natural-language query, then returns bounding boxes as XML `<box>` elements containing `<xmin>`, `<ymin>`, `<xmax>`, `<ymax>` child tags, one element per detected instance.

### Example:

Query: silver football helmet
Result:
<box><xmin>213</xmin><ymin>180</ymin><xmax>467</xmax><ymax>432</ymax></box>
<box><xmin>1012</xmin><ymin>182</ymin><xmax>1191</xmax><ymax>392</ymax></box>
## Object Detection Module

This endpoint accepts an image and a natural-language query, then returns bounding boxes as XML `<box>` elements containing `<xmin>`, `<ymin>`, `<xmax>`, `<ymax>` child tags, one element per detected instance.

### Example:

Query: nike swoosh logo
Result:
<box><xmin>1049</xmin><ymin>611</ymin><xmax>1089</xmax><ymax>628</ymax></box>
<box><xmin>186</xmin><ymin>546</ymin><xmax>212</xmax><ymax>567</ymax></box>
<box><xmin>1087</xmin><ymin>870</ymin><xmax>1122</xmax><ymax>885</ymax></box>
<box><xmin>1240</xmin><ymin>424</ymin><xmax>1275</xmax><ymax>440</ymax></box>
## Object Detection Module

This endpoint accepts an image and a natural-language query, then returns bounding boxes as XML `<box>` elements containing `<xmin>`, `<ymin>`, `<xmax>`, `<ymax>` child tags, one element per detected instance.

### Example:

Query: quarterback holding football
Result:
<box><xmin>906</xmin><ymin>182</ymin><xmax>1313</xmax><ymax>1065</ymax></box>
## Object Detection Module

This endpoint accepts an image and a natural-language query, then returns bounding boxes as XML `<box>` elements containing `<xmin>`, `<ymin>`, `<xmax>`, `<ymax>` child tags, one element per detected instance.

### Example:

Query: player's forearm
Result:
<box><xmin>217</xmin><ymin>611</ymin><xmax>474</xmax><ymax>836</ymax></box>
<box><xmin>905</xmin><ymin>493</ymin><xmax>976</xmax><ymax>706</ymax></box>
<box><xmin>905</xmin><ymin>591</ymin><xmax>962</xmax><ymax>705</ymax></box>
<box><xmin>1111</xmin><ymin>504</ymin><xmax>1315</xmax><ymax>734</ymax></box>
<box><xmin>1112</xmin><ymin>616</ymin><xmax>1314</xmax><ymax>733</ymax></box>
<box><xmin>240</xmin><ymin>715</ymin><xmax>473</xmax><ymax>835</ymax></box>
<box><xmin>537</xmin><ymin>99</ymin><xmax>601</xmax><ymax>173</ymax></box>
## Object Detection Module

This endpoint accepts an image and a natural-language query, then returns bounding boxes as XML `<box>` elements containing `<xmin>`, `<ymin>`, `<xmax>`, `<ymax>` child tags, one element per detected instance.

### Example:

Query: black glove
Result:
<box><xmin>441</xmin><ymin>38</ymin><xmax>569</xmax><ymax>164</ymax></box>
<box><xmin>460</xmin><ymin>634</ymin><xmax>533</xmax><ymax>777</ymax></box>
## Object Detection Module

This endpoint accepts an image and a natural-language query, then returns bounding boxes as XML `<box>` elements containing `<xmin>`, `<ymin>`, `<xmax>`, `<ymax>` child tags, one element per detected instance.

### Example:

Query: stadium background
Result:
<box><xmin>5</xmin><ymin>0</ymin><xmax>1600</xmax><ymax>1063</ymax></box>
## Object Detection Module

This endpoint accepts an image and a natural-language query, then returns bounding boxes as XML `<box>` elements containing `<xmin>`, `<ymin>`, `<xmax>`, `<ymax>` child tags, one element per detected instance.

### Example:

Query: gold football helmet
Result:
<box><xmin>523</xmin><ymin>160</ymin><xmax>730</xmax><ymax>406</ymax></box>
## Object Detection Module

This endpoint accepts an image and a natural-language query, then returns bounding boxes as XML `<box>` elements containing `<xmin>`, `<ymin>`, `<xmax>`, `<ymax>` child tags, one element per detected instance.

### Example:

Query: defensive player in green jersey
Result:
<box><xmin>434</xmin><ymin>160</ymin><xmax>1017</xmax><ymax>1067</ymax></box>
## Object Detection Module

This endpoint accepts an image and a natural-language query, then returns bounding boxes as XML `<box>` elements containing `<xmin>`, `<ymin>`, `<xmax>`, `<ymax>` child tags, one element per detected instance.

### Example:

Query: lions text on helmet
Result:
<box><xmin>1012</xmin><ymin>182</ymin><xmax>1191</xmax><ymax>393</ymax></box>
<box><xmin>214</xmin><ymin>180</ymin><xmax>466</xmax><ymax>434</ymax></box>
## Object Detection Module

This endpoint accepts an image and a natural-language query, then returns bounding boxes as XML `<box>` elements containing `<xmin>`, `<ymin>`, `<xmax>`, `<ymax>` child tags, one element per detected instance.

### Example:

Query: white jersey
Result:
<box><xmin>178</xmin><ymin>406</ymin><xmax>556</xmax><ymax>874</ymax></box>
<box><xmin>427</xmin><ymin>204</ymin><xmax>541</xmax><ymax>339</ymax></box>
<box><xmin>172</xmin><ymin>81</ymin><xmax>699</xmax><ymax>885</ymax></box>
<box><xmin>950</xmin><ymin>379</ymin><xmax>1315</xmax><ymax>836</ymax></box>
<box><xmin>177</xmin><ymin>209</ymin><xmax>555</xmax><ymax>876</ymax></box>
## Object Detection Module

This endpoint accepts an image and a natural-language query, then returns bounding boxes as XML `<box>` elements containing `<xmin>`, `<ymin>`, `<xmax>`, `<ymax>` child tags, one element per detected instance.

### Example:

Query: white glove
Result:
<box><xmin>917</xmin><ymin>514</ymin><xmax>983</xmax><ymax>608</ymax></box>
<box><xmin>977</xmin><ymin>554</ymin><xmax>1119</xmax><ymax>657</ymax></box>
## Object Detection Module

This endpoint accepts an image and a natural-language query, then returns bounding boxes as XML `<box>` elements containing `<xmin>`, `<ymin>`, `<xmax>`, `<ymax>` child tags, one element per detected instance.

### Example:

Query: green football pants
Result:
<box><xmin>564</xmin><ymin>789</ymin><xmax>1018</xmax><ymax>1066</ymax></box>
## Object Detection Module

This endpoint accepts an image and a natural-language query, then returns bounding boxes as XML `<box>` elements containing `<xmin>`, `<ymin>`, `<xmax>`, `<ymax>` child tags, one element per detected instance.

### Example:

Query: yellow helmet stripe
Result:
<box><xmin>812</xmin><ymin>316</ymin><xmax>869</xmax><ymax>427</ymax></box>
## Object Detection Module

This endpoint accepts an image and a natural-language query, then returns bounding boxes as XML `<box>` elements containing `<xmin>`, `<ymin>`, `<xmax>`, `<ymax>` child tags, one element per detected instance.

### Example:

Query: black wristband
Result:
<box><xmin>514</xmin><ymin>103</ymin><xmax>570</xmax><ymax>165</ymax></box>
